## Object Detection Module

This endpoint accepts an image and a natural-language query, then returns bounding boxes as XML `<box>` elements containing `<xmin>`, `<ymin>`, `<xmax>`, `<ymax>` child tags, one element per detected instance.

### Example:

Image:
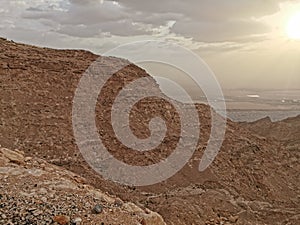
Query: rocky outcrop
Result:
<box><xmin>0</xmin><ymin>147</ymin><xmax>166</xmax><ymax>225</ymax></box>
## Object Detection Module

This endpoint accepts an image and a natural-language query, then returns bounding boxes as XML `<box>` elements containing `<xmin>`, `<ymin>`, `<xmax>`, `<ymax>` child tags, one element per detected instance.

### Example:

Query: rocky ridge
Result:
<box><xmin>241</xmin><ymin>115</ymin><xmax>300</xmax><ymax>149</ymax></box>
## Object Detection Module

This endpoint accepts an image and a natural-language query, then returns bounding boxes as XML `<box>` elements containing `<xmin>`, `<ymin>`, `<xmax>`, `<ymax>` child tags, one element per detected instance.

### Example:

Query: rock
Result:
<box><xmin>122</xmin><ymin>202</ymin><xmax>166</xmax><ymax>224</ymax></box>
<box><xmin>0</xmin><ymin>146</ymin><xmax>168</xmax><ymax>225</ymax></box>
<box><xmin>39</xmin><ymin>188</ymin><xmax>48</xmax><ymax>195</ymax></box>
<box><xmin>229</xmin><ymin>215</ymin><xmax>238</xmax><ymax>223</ymax></box>
<box><xmin>1</xmin><ymin>63</ymin><xmax>8</xmax><ymax>69</ymax></box>
<box><xmin>24</xmin><ymin>157</ymin><xmax>33</xmax><ymax>162</ymax></box>
<box><xmin>0</xmin><ymin>148</ymin><xmax>24</xmax><ymax>165</ymax></box>
<box><xmin>71</xmin><ymin>217</ymin><xmax>82</xmax><ymax>225</ymax></box>
<box><xmin>114</xmin><ymin>198</ymin><xmax>123</xmax><ymax>207</ymax></box>
<box><xmin>53</xmin><ymin>215</ymin><xmax>71</xmax><ymax>225</ymax></box>
<box><xmin>32</xmin><ymin>209</ymin><xmax>43</xmax><ymax>216</ymax></box>
<box><xmin>92</xmin><ymin>204</ymin><xmax>103</xmax><ymax>214</ymax></box>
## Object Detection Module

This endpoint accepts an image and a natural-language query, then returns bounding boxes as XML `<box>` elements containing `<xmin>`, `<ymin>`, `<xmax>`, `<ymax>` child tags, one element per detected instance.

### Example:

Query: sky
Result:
<box><xmin>0</xmin><ymin>0</ymin><xmax>300</xmax><ymax>90</ymax></box>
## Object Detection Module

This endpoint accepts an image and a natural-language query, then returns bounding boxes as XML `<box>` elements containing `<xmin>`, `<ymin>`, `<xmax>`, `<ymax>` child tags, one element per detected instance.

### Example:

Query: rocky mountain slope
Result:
<box><xmin>0</xmin><ymin>38</ymin><xmax>299</xmax><ymax>224</ymax></box>
<box><xmin>0</xmin><ymin>147</ymin><xmax>166</xmax><ymax>225</ymax></box>
<box><xmin>241</xmin><ymin>115</ymin><xmax>300</xmax><ymax>149</ymax></box>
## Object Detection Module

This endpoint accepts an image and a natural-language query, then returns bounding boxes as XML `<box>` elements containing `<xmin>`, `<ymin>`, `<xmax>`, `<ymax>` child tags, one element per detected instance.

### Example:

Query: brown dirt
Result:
<box><xmin>0</xmin><ymin>38</ymin><xmax>299</xmax><ymax>224</ymax></box>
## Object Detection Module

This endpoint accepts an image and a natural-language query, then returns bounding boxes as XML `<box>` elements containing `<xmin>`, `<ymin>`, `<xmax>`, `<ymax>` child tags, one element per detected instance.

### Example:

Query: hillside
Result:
<box><xmin>0</xmin><ymin>38</ymin><xmax>299</xmax><ymax>225</ymax></box>
<box><xmin>241</xmin><ymin>115</ymin><xmax>300</xmax><ymax>149</ymax></box>
<box><xmin>0</xmin><ymin>147</ymin><xmax>166</xmax><ymax>225</ymax></box>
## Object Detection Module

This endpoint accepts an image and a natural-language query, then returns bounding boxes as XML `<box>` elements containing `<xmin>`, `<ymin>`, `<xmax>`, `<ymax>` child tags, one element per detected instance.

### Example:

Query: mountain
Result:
<box><xmin>0</xmin><ymin>38</ymin><xmax>299</xmax><ymax>224</ymax></box>
<box><xmin>241</xmin><ymin>115</ymin><xmax>300</xmax><ymax>148</ymax></box>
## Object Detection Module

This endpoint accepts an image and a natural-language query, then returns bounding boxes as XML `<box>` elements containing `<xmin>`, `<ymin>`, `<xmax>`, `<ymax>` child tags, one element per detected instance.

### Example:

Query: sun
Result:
<box><xmin>286</xmin><ymin>12</ymin><xmax>300</xmax><ymax>40</ymax></box>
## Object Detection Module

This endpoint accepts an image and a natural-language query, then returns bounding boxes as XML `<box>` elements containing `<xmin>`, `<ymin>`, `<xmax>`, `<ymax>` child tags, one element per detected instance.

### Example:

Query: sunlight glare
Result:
<box><xmin>286</xmin><ymin>12</ymin><xmax>300</xmax><ymax>39</ymax></box>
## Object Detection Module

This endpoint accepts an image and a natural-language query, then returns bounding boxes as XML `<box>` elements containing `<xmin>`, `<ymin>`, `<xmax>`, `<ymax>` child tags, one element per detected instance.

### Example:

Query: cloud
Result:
<box><xmin>112</xmin><ymin>0</ymin><xmax>289</xmax><ymax>42</ymax></box>
<box><xmin>19</xmin><ymin>0</ymin><xmax>152</xmax><ymax>39</ymax></box>
<box><xmin>117</xmin><ymin>0</ymin><xmax>289</xmax><ymax>20</ymax></box>
<box><xmin>23</xmin><ymin>1</ymin><xmax>127</xmax><ymax>25</ymax></box>
<box><xmin>171</xmin><ymin>19</ymin><xmax>271</xmax><ymax>42</ymax></box>
<box><xmin>56</xmin><ymin>21</ymin><xmax>151</xmax><ymax>38</ymax></box>
<box><xmin>0</xmin><ymin>0</ymin><xmax>292</xmax><ymax>47</ymax></box>
<box><xmin>19</xmin><ymin>0</ymin><xmax>288</xmax><ymax>40</ymax></box>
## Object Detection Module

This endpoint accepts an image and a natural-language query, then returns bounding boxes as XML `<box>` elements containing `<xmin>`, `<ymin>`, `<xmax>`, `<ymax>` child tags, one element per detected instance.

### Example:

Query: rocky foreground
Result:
<box><xmin>0</xmin><ymin>38</ymin><xmax>299</xmax><ymax>224</ymax></box>
<box><xmin>0</xmin><ymin>147</ymin><xmax>166</xmax><ymax>225</ymax></box>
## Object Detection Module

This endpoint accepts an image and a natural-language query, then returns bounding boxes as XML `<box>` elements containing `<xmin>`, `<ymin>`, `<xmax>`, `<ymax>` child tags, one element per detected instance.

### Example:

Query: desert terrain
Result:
<box><xmin>0</xmin><ymin>38</ymin><xmax>299</xmax><ymax>224</ymax></box>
